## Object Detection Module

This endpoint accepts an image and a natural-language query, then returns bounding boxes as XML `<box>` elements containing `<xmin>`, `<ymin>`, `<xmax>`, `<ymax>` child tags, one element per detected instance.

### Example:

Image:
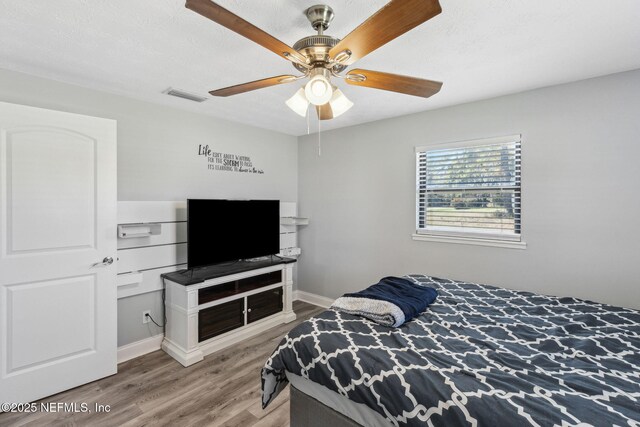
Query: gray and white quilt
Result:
<box><xmin>261</xmin><ymin>275</ymin><xmax>640</xmax><ymax>426</ymax></box>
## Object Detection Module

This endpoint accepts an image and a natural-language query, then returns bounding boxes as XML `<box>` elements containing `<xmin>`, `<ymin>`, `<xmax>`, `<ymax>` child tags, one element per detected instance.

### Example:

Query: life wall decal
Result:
<box><xmin>197</xmin><ymin>144</ymin><xmax>264</xmax><ymax>174</ymax></box>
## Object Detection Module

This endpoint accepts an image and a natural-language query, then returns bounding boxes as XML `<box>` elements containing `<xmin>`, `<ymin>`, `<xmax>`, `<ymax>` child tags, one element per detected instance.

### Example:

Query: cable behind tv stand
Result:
<box><xmin>160</xmin><ymin>258</ymin><xmax>297</xmax><ymax>367</ymax></box>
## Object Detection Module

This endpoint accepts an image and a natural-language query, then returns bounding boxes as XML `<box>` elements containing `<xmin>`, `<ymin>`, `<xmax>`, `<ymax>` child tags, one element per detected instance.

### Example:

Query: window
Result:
<box><xmin>415</xmin><ymin>135</ymin><xmax>523</xmax><ymax>247</ymax></box>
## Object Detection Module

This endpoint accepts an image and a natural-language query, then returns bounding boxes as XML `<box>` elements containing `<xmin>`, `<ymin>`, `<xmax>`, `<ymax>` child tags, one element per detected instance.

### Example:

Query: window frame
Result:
<box><xmin>413</xmin><ymin>134</ymin><xmax>526</xmax><ymax>249</ymax></box>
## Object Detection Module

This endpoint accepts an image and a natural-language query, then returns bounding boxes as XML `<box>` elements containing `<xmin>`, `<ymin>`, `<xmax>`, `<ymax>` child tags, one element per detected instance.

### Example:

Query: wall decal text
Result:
<box><xmin>198</xmin><ymin>145</ymin><xmax>264</xmax><ymax>174</ymax></box>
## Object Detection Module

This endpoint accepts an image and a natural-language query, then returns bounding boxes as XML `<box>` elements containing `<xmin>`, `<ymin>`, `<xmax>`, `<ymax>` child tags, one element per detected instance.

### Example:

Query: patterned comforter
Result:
<box><xmin>261</xmin><ymin>276</ymin><xmax>640</xmax><ymax>426</ymax></box>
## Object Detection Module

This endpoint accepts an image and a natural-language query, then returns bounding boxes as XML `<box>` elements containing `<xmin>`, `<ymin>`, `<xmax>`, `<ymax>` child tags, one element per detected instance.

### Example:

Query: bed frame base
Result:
<box><xmin>290</xmin><ymin>385</ymin><xmax>363</xmax><ymax>427</ymax></box>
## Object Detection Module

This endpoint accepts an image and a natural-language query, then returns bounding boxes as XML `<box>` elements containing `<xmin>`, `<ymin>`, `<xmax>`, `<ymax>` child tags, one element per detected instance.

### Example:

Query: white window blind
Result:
<box><xmin>416</xmin><ymin>136</ymin><xmax>521</xmax><ymax>241</ymax></box>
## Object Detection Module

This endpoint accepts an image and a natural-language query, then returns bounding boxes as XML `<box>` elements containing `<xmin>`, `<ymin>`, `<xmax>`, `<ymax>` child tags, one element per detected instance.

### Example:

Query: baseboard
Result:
<box><xmin>117</xmin><ymin>292</ymin><xmax>331</xmax><ymax>365</ymax></box>
<box><xmin>161</xmin><ymin>338</ymin><xmax>203</xmax><ymax>367</ymax></box>
<box><xmin>117</xmin><ymin>334</ymin><xmax>164</xmax><ymax>364</ymax></box>
<box><xmin>293</xmin><ymin>290</ymin><xmax>334</xmax><ymax>308</ymax></box>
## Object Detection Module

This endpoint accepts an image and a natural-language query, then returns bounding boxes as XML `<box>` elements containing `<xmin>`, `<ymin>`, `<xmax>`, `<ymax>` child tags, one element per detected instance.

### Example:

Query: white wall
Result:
<box><xmin>297</xmin><ymin>69</ymin><xmax>640</xmax><ymax>309</ymax></box>
<box><xmin>0</xmin><ymin>68</ymin><xmax>299</xmax><ymax>346</ymax></box>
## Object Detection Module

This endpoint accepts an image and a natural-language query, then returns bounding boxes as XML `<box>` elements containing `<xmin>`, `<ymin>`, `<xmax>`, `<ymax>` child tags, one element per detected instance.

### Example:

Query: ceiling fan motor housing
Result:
<box><xmin>291</xmin><ymin>4</ymin><xmax>345</xmax><ymax>73</ymax></box>
<box><xmin>292</xmin><ymin>35</ymin><xmax>346</xmax><ymax>73</ymax></box>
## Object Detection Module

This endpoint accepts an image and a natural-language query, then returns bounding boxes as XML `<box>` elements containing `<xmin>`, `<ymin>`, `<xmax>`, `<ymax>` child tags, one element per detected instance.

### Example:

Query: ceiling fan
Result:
<box><xmin>185</xmin><ymin>0</ymin><xmax>443</xmax><ymax>120</ymax></box>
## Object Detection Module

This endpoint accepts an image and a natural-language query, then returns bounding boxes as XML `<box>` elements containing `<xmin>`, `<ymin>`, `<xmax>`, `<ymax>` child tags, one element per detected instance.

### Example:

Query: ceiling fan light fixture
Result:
<box><xmin>285</xmin><ymin>87</ymin><xmax>309</xmax><ymax>117</ymax></box>
<box><xmin>304</xmin><ymin>69</ymin><xmax>333</xmax><ymax>105</ymax></box>
<box><xmin>328</xmin><ymin>88</ymin><xmax>353</xmax><ymax>118</ymax></box>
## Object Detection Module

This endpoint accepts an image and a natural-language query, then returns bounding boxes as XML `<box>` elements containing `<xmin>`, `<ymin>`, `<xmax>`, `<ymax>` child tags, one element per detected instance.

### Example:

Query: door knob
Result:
<box><xmin>91</xmin><ymin>257</ymin><xmax>114</xmax><ymax>268</ymax></box>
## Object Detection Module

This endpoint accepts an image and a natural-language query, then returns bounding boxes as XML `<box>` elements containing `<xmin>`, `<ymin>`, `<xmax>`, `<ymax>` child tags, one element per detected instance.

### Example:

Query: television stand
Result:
<box><xmin>160</xmin><ymin>258</ymin><xmax>297</xmax><ymax>367</ymax></box>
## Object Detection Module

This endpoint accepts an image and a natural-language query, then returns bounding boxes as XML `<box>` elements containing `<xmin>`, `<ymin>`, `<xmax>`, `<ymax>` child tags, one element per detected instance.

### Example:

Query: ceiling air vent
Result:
<box><xmin>163</xmin><ymin>88</ymin><xmax>208</xmax><ymax>103</ymax></box>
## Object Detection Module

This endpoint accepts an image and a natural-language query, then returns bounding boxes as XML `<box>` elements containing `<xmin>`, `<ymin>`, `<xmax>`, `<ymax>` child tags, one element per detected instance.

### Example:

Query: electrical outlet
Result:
<box><xmin>142</xmin><ymin>310</ymin><xmax>151</xmax><ymax>324</ymax></box>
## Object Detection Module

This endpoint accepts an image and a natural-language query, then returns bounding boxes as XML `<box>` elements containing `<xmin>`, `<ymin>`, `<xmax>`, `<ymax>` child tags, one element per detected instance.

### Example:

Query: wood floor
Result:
<box><xmin>1</xmin><ymin>301</ymin><xmax>325</xmax><ymax>427</ymax></box>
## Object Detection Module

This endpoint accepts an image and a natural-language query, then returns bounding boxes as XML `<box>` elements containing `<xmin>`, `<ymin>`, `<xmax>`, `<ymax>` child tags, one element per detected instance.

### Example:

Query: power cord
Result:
<box><xmin>162</xmin><ymin>277</ymin><xmax>167</xmax><ymax>325</ymax></box>
<box><xmin>145</xmin><ymin>312</ymin><xmax>164</xmax><ymax>328</ymax></box>
<box><xmin>145</xmin><ymin>278</ymin><xmax>168</xmax><ymax>329</ymax></box>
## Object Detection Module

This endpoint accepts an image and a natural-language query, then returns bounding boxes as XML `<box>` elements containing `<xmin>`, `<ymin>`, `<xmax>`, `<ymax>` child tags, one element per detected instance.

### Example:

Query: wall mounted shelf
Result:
<box><xmin>118</xmin><ymin>223</ymin><xmax>161</xmax><ymax>239</ymax></box>
<box><xmin>280</xmin><ymin>217</ymin><xmax>309</xmax><ymax>226</ymax></box>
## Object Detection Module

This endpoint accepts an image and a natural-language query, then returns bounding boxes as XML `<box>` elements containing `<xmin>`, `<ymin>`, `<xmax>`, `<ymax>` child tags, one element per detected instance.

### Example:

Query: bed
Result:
<box><xmin>261</xmin><ymin>275</ymin><xmax>640</xmax><ymax>426</ymax></box>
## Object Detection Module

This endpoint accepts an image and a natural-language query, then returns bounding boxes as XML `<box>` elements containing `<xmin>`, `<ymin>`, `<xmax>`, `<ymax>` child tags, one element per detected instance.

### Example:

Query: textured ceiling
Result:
<box><xmin>1</xmin><ymin>0</ymin><xmax>639</xmax><ymax>136</ymax></box>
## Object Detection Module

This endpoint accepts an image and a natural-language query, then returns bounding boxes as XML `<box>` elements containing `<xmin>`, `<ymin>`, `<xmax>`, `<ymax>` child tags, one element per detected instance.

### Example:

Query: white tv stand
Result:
<box><xmin>161</xmin><ymin>259</ymin><xmax>296</xmax><ymax>367</ymax></box>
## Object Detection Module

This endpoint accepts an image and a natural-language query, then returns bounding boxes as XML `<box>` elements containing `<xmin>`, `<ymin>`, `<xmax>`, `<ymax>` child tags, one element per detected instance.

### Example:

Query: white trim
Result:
<box><xmin>293</xmin><ymin>290</ymin><xmax>334</xmax><ymax>308</ymax></box>
<box><xmin>412</xmin><ymin>233</ymin><xmax>527</xmax><ymax>249</ymax></box>
<box><xmin>117</xmin><ymin>272</ymin><xmax>143</xmax><ymax>287</ymax></box>
<box><xmin>415</xmin><ymin>133</ymin><xmax>521</xmax><ymax>152</ymax></box>
<box><xmin>416</xmin><ymin>228</ymin><xmax>521</xmax><ymax>242</ymax></box>
<box><xmin>173</xmin><ymin>281</ymin><xmax>287</xmax><ymax>314</ymax></box>
<box><xmin>117</xmin><ymin>334</ymin><xmax>164</xmax><ymax>364</ymax></box>
<box><xmin>183</xmin><ymin>264</ymin><xmax>285</xmax><ymax>291</ymax></box>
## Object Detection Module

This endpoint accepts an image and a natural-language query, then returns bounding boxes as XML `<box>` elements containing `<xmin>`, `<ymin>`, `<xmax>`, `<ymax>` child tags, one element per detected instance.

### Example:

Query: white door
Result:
<box><xmin>0</xmin><ymin>102</ymin><xmax>117</xmax><ymax>403</ymax></box>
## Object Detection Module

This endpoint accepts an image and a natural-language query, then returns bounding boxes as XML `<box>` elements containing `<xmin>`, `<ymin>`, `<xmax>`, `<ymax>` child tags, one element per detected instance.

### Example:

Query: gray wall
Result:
<box><xmin>0</xmin><ymin>68</ymin><xmax>298</xmax><ymax>202</ymax></box>
<box><xmin>0</xmin><ymin>68</ymin><xmax>298</xmax><ymax>347</ymax></box>
<box><xmin>297</xmin><ymin>69</ymin><xmax>640</xmax><ymax>310</ymax></box>
<box><xmin>3</xmin><ymin>66</ymin><xmax>639</xmax><ymax>349</ymax></box>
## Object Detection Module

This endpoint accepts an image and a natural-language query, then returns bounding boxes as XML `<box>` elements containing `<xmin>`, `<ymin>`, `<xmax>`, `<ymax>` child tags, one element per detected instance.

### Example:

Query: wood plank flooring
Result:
<box><xmin>0</xmin><ymin>301</ymin><xmax>325</xmax><ymax>427</ymax></box>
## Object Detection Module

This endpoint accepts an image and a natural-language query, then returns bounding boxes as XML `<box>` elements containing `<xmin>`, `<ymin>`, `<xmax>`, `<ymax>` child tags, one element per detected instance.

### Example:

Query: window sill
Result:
<box><xmin>412</xmin><ymin>233</ymin><xmax>527</xmax><ymax>249</ymax></box>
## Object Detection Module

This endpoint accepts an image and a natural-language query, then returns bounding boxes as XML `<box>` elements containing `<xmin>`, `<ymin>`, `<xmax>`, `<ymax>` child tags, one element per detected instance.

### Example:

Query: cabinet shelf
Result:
<box><xmin>280</xmin><ymin>217</ymin><xmax>309</xmax><ymax>226</ymax></box>
<box><xmin>198</xmin><ymin>271</ymin><xmax>282</xmax><ymax>305</ymax></box>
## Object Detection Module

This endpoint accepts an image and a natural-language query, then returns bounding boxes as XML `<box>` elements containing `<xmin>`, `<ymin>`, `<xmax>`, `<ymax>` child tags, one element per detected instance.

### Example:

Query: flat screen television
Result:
<box><xmin>187</xmin><ymin>199</ymin><xmax>280</xmax><ymax>269</ymax></box>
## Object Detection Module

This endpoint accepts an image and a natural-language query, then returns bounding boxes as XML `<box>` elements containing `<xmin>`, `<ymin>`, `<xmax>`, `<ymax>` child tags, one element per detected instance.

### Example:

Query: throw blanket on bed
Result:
<box><xmin>262</xmin><ymin>276</ymin><xmax>640</xmax><ymax>427</ymax></box>
<box><xmin>331</xmin><ymin>276</ymin><xmax>438</xmax><ymax>327</ymax></box>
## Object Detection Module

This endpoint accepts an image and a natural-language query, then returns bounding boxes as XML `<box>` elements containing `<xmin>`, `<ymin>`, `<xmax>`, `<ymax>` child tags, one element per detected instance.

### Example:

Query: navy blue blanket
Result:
<box><xmin>345</xmin><ymin>276</ymin><xmax>438</xmax><ymax>322</ymax></box>
<box><xmin>331</xmin><ymin>276</ymin><xmax>439</xmax><ymax>327</ymax></box>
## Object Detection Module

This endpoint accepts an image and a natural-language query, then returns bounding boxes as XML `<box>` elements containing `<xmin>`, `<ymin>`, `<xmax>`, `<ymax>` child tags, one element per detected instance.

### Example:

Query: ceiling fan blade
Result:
<box><xmin>210</xmin><ymin>75</ymin><xmax>299</xmax><ymax>97</ymax></box>
<box><xmin>186</xmin><ymin>0</ymin><xmax>308</xmax><ymax>66</ymax></box>
<box><xmin>329</xmin><ymin>0</ymin><xmax>441</xmax><ymax>66</ymax></box>
<box><xmin>346</xmin><ymin>69</ymin><xmax>442</xmax><ymax>98</ymax></box>
<box><xmin>316</xmin><ymin>104</ymin><xmax>334</xmax><ymax>121</ymax></box>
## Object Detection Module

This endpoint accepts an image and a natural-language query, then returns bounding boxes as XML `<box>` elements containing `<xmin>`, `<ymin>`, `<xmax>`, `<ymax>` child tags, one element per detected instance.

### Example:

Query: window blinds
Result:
<box><xmin>417</xmin><ymin>138</ymin><xmax>521</xmax><ymax>240</ymax></box>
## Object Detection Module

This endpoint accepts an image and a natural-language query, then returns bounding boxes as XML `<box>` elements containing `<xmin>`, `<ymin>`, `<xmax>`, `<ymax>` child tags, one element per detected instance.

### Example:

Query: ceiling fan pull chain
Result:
<box><xmin>318</xmin><ymin>114</ymin><xmax>322</xmax><ymax>157</ymax></box>
<box><xmin>307</xmin><ymin>105</ymin><xmax>310</xmax><ymax>135</ymax></box>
